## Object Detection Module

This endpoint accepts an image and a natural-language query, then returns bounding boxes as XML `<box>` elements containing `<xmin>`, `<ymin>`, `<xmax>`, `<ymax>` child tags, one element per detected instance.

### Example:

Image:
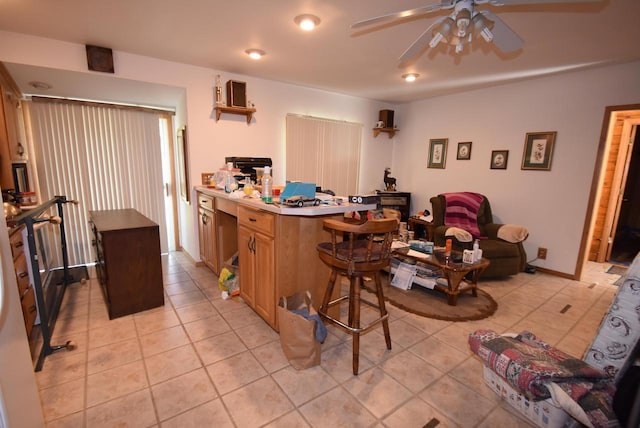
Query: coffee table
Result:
<box><xmin>392</xmin><ymin>247</ymin><xmax>490</xmax><ymax>306</ymax></box>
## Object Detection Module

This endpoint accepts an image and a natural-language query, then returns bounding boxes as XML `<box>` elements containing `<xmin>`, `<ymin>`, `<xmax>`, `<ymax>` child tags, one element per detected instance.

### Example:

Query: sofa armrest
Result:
<box><xmin>484</xmin><ymin>223</ymin><xmax>503</xmax><ymax>239</ymax></box>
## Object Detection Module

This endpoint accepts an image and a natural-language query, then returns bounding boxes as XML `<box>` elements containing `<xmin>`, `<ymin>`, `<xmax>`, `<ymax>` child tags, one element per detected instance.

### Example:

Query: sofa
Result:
<box><xmin>468</xmin><ymin>251</ymin><xmax>640</xmax><ymax>427</ymax></box>
<box><xmin>430</xmin><ymin>193</ymin><xmax>527</xmax><ymax>277</ymax></box>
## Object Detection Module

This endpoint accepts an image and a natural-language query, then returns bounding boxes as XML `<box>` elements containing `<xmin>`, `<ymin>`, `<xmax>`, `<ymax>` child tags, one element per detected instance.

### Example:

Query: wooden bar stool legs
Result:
<box><xmin>319</xmin><ymin>270</ymin><xmax>392</xmax><ymax>375</ymax></box>
<box><xmin>316</xmin><ymin>217</ymin><xmax>398</xmax><ymax>375</ymax></box>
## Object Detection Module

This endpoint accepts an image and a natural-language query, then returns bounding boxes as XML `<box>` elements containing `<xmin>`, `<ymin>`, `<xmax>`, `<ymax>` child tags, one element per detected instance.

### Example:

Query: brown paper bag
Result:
<box><xmin>277</xmin><ymin>291</ymin><xmax>321</xmax><ymax>370</ymax></box>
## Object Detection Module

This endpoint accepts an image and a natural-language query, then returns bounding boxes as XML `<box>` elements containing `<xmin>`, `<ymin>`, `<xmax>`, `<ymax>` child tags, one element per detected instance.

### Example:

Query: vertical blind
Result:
<box><xmin>27</xmin><ymin>99</ymin><xmax>168</xmax><ymax>267</ymax></box>
<box><xmin>286</xmin><ymin>114</ymin><xmax>362</xmax><ymax>197</ymax></box>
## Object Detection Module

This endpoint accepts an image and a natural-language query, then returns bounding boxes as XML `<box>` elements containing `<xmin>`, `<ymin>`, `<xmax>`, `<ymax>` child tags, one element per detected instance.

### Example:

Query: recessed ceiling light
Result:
<box><xmin>294</xmin><ymin>14</ymin><xmax>321</xmax><ymax>31</ymax></box>
<box><xmin>245</xmin><ymin>49</ymin><xmax>266</xmax><ymax>60</ymax></box>
<box><xmin>28</xmin><ymin>81</ymin><xmax>52</xmax><ymax>90</ymax></box>
<box><xmin>402</xmin><ymin>73</ymin><xmax>419</xmax><ymax>82</ymax></box>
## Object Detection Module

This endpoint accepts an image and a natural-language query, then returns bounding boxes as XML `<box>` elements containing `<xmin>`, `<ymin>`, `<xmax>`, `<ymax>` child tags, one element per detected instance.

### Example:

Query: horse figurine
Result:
<box><xmin>383</xmin><ymin>168</ymin><xmax>397</xmax><ymax>191</ymax></box>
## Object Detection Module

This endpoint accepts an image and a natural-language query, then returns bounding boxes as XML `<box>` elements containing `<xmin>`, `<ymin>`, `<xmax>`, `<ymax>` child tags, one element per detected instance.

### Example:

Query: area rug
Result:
<box><xmin>607</xmin><ymin>265</ymin><xmax>628</xmax><ymax>276</ymax></box>
<box><xmin>362</xmin><ymin>278</ymin><xmax>497</xmax><ymax>322</ymax></box>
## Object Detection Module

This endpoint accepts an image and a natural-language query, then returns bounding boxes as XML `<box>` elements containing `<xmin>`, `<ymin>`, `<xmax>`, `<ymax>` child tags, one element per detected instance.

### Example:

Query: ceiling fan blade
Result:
<box><xmin>351</xmin><ymin>3</ymin><xmax>448</xmax><ymax>30</ymax></box>
<box><xmin>489</xmin><ymin>0</ymin><xmax>602</xmax><ymax>5</ymax></box>
<box><xmin>398</xmin><ymin>17</ymin><xmax>448</xmax><ymax>62</ymax></box>
<box><xmin>482</xmin><ymin>11</ymin><xmax>524</xmax><ymax>53</ymax></box>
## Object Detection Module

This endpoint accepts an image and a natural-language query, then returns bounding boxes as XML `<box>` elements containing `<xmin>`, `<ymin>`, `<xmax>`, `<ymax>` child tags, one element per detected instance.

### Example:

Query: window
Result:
<box><xmin>286</xmin><ymin>114</ymin><xmax>362</xmax><ymax>196</ymax></box>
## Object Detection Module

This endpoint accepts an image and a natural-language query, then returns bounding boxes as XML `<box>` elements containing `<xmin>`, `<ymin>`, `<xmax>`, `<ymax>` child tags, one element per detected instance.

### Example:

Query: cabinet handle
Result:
<box><xmin>202</xmin><ymin>213</ymin><xmax>208</xmax><ymax>225</ymax></box>
<box><xmin>15</xmin><ymin>241</ymin><xmax>24</xmax><ymax>248</ymax></box>
<box><xmin>249</xmin><ymin>217</ymin><xmax>257</xmax><ymax>222</ymax></box>
<box><xmin>18</xmin><ymin>272</ymin><xmax>28</xmax><ymax>279</ymax></box>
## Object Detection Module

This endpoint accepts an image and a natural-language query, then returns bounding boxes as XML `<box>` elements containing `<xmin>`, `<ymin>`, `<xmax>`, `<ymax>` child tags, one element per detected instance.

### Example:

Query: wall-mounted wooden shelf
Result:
<box><xmin>215</xmin><ymin>106</ymin><xmax>256</xmax><ymax>124</ymax></box>
<box><xmin>373</xmin><ymin>127</ymin><xmax>398</xmax><ymax>139</ymax></box>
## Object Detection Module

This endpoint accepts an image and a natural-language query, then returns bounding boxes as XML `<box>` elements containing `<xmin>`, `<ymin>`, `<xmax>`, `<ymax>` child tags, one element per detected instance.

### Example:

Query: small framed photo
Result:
<box><xmin>428</xmin><ymin>138</ymin><xmax>448</xmax><ymax>169</ymax></box>
<box><xmin>457</xmin><ymin>142</ymin><xmax>472</xmax><ymax>160</ymax></box>
<box><xmin>522</xmin><ymin>131</ymin><xmax>556</xmax><ymax>170</ymax></box>
<box><xmin>490</xmin><ymin>150</ymin><xmax>509</xmax><ymax>169</ymax></box>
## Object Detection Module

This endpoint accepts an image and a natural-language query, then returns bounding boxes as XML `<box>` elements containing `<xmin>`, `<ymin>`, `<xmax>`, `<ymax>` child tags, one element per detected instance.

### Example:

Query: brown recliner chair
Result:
<box><xmin>430</xmin><ymin>194</ymin><xmax>527</xmax><ymax>277</ymax></box>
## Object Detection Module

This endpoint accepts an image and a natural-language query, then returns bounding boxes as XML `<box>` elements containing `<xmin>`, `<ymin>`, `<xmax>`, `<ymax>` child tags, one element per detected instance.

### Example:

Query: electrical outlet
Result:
<box><xmin>537</xmin><ymin>247</ymin><xmax>547</xmax><ymax>260</ymax></box>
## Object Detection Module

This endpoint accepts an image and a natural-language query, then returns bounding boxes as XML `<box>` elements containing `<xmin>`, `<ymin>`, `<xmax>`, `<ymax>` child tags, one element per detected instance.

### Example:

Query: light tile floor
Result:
<box><xmin>35</xmin><ymin>253</ymin><xmax>622</xmax><ymax>427</ymax></box>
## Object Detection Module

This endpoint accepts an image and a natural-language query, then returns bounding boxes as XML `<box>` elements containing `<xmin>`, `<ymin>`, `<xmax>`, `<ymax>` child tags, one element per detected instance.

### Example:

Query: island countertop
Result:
<box><xmin>195</xmin><ymin>186</ymin><xmax>377</xmax><ymax>216</ymax></box>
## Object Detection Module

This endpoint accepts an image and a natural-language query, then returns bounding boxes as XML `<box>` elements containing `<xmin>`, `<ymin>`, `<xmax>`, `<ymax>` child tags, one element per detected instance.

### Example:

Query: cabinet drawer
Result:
<box><xmin>9</xmin><ymin>229</ymin><xmax>25</xmax><ymax>260</ymax></box>
<box><xmin>14</xmin><ymin>252</ymin><xmax>31</xmax><ymax>295</ymax></box>
<box><xmin>21</xmin><ymin>286</ymin><xmax>37</xmax><ymax>336</ymax></box>
<box><xmin>198</xmin><ymin>194</ymin><xmax>214</xmax><ymax>211</ymax></box>
<box><xmin>216</xmin><ymin>197</ymin><xmax>237</xmax><ymax>216</ymax></box>
<box><xmin>238</xmin><ymin>206</ymin><xmax>274</xmax><ymax>236</ymax></box>
<box><xmin>379</xmin><ymin>196</ymin><xmax>408</xmax><ymax>205</ymax></box>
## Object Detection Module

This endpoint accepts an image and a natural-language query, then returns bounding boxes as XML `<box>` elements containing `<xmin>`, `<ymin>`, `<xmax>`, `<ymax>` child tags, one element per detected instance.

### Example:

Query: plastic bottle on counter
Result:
<box><xmin>224</xmin><ymin>162</ymin><xmax>237</xmax><ymax>193</ymax></box>
<box><xmin>261</xmin><ymin>166</ymin><xmax>273</xmax><ymax>203</ymax></box>
<box><xmin>473</xmin><ymin>239</ymin><xmax>480</xmax><ymax>262</ymax></box>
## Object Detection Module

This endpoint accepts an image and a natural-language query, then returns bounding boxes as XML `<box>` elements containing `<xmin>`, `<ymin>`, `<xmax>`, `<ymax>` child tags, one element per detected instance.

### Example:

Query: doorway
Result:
<box><xmin>579</xmin><ymin>104</ymin><xmax>640</xmax><ymax>279</ymax></box>
<box><xmin>609</xmin><ymin>127</ymin><xmax>640</xmax><ymax>264</ymax></box>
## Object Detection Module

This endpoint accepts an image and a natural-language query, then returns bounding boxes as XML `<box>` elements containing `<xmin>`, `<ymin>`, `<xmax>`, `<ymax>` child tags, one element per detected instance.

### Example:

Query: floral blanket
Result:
<box><xmin>469</xmin><ymin>329</ymin><xmax>618</xmax><ymax>427</ymax></box>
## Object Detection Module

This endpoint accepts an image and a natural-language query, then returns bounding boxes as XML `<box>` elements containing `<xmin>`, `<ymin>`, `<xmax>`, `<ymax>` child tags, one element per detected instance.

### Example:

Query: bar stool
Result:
<box><xmin>316</xmin><ymin>218</ymin><xmax>398</xmax><ymax>375</ymax></box>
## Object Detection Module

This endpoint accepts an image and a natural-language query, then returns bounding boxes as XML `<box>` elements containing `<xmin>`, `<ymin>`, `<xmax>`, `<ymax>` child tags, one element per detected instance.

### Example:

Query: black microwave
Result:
<box><xmin>225</xmin><ymin>157</ymin><xmax>272</xmax><ymax>182</ymax></box>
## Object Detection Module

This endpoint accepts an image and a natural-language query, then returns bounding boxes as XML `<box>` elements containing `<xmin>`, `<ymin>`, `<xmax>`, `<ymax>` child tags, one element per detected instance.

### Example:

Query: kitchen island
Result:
<box><xmin>195</xmin><ymin>187</ymin><xmax>376</xmax><ymax>330</ymax></box>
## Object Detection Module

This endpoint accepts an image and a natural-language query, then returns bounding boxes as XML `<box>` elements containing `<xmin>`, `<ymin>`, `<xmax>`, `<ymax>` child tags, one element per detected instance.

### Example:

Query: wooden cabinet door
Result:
<box><xmin>198</xmin><ymin>207</ymin><xmax>207</xmax><ymax>262</ymax></box>
<box><xmin>253</xmin><ymin>231</ymin><xmax>275</xmax><ymax>326</ymax></box>
<box><xmin>198</xmin><ymin>206</ymin><xmax>217</xmax><ymax>272</ymax></box>
<box><xmin>238</xmin><ymin>225</ymin><xmax>255</xmax><ymax>307</ymax></box>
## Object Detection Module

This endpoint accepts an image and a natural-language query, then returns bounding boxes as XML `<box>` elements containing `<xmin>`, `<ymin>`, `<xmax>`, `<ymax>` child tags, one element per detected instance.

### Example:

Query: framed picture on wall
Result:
<box><xmin>457</xmin><ymin>142</ymin><xmax>472</xmax><ymax>160</ymax></box>
<box><xmin>490</xmin><ymin>150</ymin><xmax>509</xmax><ymax>169</ymax></box>
<box><xmin>522</xmin><ymin>131</ymin><xmax>557</xmax><ymax>170</ymax></box>
<box><xmin>177</xmin><ymin>126</ymin><xmax>190</xmax><ymax>203</ymax></box>
<box><xmin>428</xmin><ymin>138</ymin><xmax>448</xmax><ymax>169</ymax></box>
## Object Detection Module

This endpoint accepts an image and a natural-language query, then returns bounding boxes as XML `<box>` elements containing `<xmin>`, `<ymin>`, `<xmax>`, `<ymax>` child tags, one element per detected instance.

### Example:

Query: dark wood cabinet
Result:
<box><xmin>376</xmin><ymin>191</ymin><xmax>411</xmax><ymax>222</ymax></box>
<box><xmin>10</xmin><ymin>225</ymin><xmax>37</xmax><ymax>336</ymax></box>
<box><xmin>90</xmin><ymin>209</ymin><xmax>164</xmax><ymax>319</ymax></box>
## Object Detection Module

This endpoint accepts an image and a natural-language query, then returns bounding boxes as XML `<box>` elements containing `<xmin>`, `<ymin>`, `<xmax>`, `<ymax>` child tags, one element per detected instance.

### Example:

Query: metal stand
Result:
<box><xmin>14</xmin><ymin>195</ymin><xmax>81</xmax><ymax>371</ymax></box>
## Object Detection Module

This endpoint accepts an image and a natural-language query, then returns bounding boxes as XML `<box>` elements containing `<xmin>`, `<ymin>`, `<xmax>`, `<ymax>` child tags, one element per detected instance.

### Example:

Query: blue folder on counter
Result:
<box><xmin>280</xmin><ymin>182</ymin><xmax>316</xmax><ymax>199</ymax></box>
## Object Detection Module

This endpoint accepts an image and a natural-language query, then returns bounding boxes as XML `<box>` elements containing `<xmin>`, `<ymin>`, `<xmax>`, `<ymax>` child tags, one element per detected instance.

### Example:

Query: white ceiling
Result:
<box><xmin>1</xmin><ymin>0</ymin><xmax>639</xmax><ymax>107</ymax></box>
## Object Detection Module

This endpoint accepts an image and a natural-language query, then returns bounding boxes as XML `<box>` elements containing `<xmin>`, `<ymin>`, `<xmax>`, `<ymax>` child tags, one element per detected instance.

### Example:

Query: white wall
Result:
<box><xmin>3</xmin><ymin>31</ymin><xmax>639</xmax><ymax>276</ymax></box>
<box><xmin>0</xmin><ymin>31</ymin><xmax>395</xmax><ymax>262</ymax></box>
<box><xmin>394</xmin><ymin>61</ymin><xmax>640</xmax><ymax>275</ymax></box>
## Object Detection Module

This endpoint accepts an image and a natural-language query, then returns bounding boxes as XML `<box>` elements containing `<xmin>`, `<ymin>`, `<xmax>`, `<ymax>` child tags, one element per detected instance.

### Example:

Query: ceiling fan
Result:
<box><xmin>351</xmin><ymin>0</ymin><xmax>602</xmax><ymax>61</ymax></box>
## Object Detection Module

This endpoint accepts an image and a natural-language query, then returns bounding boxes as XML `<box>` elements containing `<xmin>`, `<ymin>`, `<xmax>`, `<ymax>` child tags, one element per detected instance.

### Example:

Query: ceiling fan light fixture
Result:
<box><xmin>245</xmin><ymin>49</ymin><xmax>266</xmax><ymax>60</ymax></box>
<box><xmin>430</xmin><ymin>17</ymin><xmax>455</xmax><ymax>48</ymax></box>
<box><xmin>455</xmin><ymin>9</ymin><xmax>471</xmax><ymax>38</ymax></box>
<box><xmin>402</xmin><ymin>73</ymin><xmax>419</xmax><ymax>82</ymax></box>
<box><xmin>294</xmin><ymin>14</ymin><xmax>321</xmax><ymax>31</ymax></box>
<box><xmin>472</xmin><ymin>13</ymin><xmax>494</xmax><ymax>42</ymax></box>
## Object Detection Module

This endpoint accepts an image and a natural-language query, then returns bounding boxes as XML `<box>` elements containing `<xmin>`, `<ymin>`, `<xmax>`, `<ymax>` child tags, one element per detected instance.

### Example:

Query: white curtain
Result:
<box><xmin>26</xmin><ymin>99</ymin><xmax>168</xmax><ymax>267</ymax></box>
<box><xmin>286</xmin><ymin>114</ymin><xmax>362</xmax><ymax>197</ymax></box>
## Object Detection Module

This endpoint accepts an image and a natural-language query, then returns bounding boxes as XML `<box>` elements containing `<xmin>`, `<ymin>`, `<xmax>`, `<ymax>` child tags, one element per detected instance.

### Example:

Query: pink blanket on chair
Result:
<box><xmin>441</xmin><ymin>192</ymin><xmax>484</xmax><ymax>238</ymax></box>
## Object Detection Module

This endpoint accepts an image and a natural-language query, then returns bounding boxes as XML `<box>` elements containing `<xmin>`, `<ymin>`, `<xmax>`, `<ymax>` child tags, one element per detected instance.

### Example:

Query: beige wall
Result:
<box><xmin>0</xmin><ymin>30</ymin><xmax>396</xmax><ymax>261</ymax></box>
<box><xmin>393</xmin><ymin>61</ymin><xmax>640</xmax><ymax>275</ymax></box>
<box><xmin>2</xmin><ymin>30</ymin><xmax>640</xmax><ymax>275</ymax></box>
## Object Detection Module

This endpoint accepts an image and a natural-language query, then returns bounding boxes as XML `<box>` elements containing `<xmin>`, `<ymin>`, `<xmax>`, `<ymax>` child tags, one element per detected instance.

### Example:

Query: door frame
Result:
<box><xmin>578</xmin><ymin>104</ymin><xmax>640</xmax><ymax>279</ymax></box>
<box><xmin>603</xmin><ymin>121</ymin><xmax>638</xmax><ymax>261</ymax></box>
